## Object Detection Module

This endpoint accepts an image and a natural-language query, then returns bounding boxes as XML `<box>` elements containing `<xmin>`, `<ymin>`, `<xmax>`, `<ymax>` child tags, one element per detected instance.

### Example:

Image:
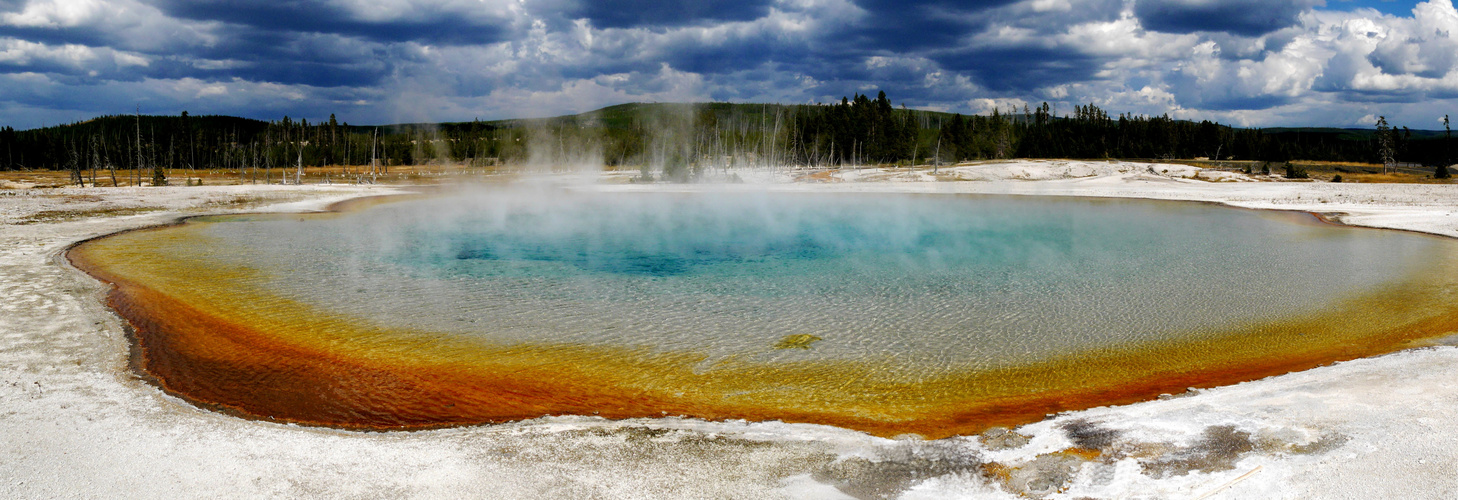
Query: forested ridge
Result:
<box><xmin>3</xmin><ymin>92</ymin><xmax>1453</xmax><ymax>179</ymax></box>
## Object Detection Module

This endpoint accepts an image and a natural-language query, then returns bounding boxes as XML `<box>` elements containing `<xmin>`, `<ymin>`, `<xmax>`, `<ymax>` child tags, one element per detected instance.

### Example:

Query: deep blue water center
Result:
<box><xmin>446</xmin><ymin>209</ymin><xmax>844</xmax><ymax>277</ymax></box>
<box><xmin>401</xmin><ymin>193</ymin><xmax>1152</xmax><ymax>281</ymax></box>
<box><xmin>445</xmin><ymin>197</ymin><xmax>1097</xmax><ymax>278</ymax></box>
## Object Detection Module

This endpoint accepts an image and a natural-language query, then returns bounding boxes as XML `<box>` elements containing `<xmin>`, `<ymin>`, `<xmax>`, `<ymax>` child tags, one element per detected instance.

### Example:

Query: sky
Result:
<box><xmin>2</xmin><ymin>0</ymin><xmax>1457</xmax><ymax>130</ymax></box>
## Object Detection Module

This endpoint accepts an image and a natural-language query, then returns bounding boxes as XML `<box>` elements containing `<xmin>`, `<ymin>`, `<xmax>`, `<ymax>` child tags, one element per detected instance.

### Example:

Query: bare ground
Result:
<box><xmin>3</xmin><ymin>164</ymin><xmax>1458</xmax><ymax>499</ymax></box>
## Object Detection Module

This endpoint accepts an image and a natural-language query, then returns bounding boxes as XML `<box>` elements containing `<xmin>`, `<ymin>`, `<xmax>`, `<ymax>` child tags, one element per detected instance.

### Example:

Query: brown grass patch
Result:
<box><xmin>1334</xmin><ymin>172</ymin><xmax>1455</xmax><ymax>184</ymax></box>
<box><xmin>2</xmin><ymin>164</ymin><xmax>513</xmax><ymax>188</ymax></box>
<box><xmin>14</xmin><ymin>206</ymin><xmax>164</xmax><ymax>225</ymax></box>
<box><xmin>796</xmin><ymin>170</ymin><xmax>841</xmax><ymax>183</ymax></box>
<box><xmin>201</xmin><ymin>195</ymin><xmax>282</xmax><ymax>209</ymax></box>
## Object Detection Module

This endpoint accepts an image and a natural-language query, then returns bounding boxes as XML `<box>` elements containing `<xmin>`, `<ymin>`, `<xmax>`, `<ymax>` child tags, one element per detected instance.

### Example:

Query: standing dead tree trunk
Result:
<box><xmin>101</xmin><ymin>134</ymin><xmax>118</xmax><ymax>187</ymax></box>
<box><xmin>370</xmin><ymin>127</ymin><xmax>379</xmax><ymax>184</ymax></box>
<box><xmin>152</xmin><ymin>128</ymin><xmax>168</xmax><ymax>187</ymax></box>
<box><xmin>295</xmin><ymin>144</ymin><xmax>303</xmax><ymax>185</ymax></box>
<box><xmin>933</xmin><ymin>137</ymin><xmax>941</xmax><ymax>174</ymax></box>
<box><xmin>88</xmin><ymin>134</ymin><xmax>98</xmax><ymax>186</ymax></box>
<box><xmin>134</xmin><ymin>108</ymin><xmax>144</xmax><ymax>186</ymax></box>
<box><xmin>68</xmin><ymin>139</ymin><xmax>84</xmax><ymax>187</ymax></box>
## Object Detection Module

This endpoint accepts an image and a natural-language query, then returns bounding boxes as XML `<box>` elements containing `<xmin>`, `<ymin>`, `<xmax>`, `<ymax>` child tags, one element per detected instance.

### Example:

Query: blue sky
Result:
<box><xmin>3</xmin><ymin>0</ymin><xmax>1458</xmax><ymax>130</ymax></box>
<box><xmin>1332</xmin><ymin>0</ymin><xmax>1421</xmax><ymax>15</ymax></box>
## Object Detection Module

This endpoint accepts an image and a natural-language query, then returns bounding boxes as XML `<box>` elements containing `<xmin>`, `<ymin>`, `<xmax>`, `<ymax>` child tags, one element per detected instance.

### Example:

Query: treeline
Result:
<box><xmin>3</xmin><ymin>93</ymin><xmax>1454</xmax><ymax>180</ymax></box>
<box><xmin>0</xmin><ymin>113</ymin><xmax>533</xmax><ymax>181</ymax></box>
<box><xmin>932</xmin><ymin>103</ymin><xmax>1451</xmax><ymax>165</ymax></box>
<box><xmin>1000</xmin><ymin>104</ymin><xmax>1275</xmax><ymax>161</ymax></box>
<box><xmin>1262</xmin><ymin>125</ymin><xmax>1453</xmax><ymax>167</ymax></box>
<box><xmin>791</xmin><ymin>92</ymin><xmax>921</xmax><ymax>164</ymax></box>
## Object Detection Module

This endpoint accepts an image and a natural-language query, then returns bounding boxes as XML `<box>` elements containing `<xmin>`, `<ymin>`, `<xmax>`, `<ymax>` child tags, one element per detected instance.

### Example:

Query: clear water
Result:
<box><xmin>196</xmin><ymin>190</ymin><xmax>1431</xmax><ymax>377</ymax></box>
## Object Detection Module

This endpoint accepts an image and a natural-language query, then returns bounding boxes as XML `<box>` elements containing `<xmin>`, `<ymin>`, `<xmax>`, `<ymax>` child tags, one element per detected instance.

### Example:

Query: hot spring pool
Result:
<box><xmin>70</xmin><ymin>190</ymin><xmax>1458</xmax><ymax>437</ymax></box>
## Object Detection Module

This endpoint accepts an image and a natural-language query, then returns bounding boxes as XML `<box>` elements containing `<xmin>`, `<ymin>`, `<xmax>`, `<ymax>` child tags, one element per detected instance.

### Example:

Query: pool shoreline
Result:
<box><xmin>8</xmin><ymin>162</ymin><xmax>1458</xmax><ymax>498</ymax></box>
<box><xmin>62</xmin><ymin>182</ymin><xmax>1458</xmax><ymax>439</ymax></box>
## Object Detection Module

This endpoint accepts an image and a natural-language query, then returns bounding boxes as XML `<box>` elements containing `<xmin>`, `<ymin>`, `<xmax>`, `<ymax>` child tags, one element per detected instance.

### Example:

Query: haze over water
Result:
<box><xmin>71</xmin><ymin>188</ymin><xmax>1458</xmax><ymax>436</ymax></box>
<box><xmin>217</xmin><ymin>191</ymin><xmax>1423</xmax><ymax>369</ymax></box>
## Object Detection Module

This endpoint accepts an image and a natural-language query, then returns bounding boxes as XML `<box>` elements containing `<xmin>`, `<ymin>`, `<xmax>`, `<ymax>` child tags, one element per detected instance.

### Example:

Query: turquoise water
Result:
<box><xmin>199</xmin><ymin>190</ymin><xmax>1433</xmax><ymax>376</ymax></box>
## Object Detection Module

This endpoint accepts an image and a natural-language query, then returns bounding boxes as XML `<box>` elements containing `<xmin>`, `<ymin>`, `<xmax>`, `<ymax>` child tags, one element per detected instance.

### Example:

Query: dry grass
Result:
<box><xmin>1333</xmin><ymin>172</ymin><xmax>1454</xmax><ymax>184</ymax></box>
<box><xmin>1293</xmin><ymin>160</ymin><xmax>1384</xmax><ymax>169</ymax></box>
<box><xmin>13</xmin><ymin>206</ymin><xmax>165</xmax><ymax>225</ymax></box>
<box><xmin>794</xmin><ymin>170</ymin><xmax>841</xmax><ymax>183</ymax></box>
<box><xmin>199</xmin><ymin>194</ymin><xmax>291</xmax><ymax>209</ymax></box>
<box><xmin>0</xmin><ymin>164</ymin><xmax>513</xmax><ymax>188</ymax></box>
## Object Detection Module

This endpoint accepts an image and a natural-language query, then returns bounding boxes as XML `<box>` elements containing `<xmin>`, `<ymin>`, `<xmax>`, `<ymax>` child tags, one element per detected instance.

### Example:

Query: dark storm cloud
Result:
<box><xmin>987</xmin><ymin>0</ymin><xmax>1125</xmax><ymax>32</ymax></box>
<box><xmin>803</xmin><ymin>0</ymin><xmax>1124</xmax><ymax>94</ymax></box>
<box><xmin>143</xmin><ymin>34</ymin><xmax>392</xmax><ymax>88</ymax></box>
<box><xmin>660</xmin><ymin>36</ymin><xmax>814</xmax><ymax>75</ymax></box>
<box><xmin>0</xmin><ymin>60</ymin><xmax>143</xmax><ymax>84</ymax></box>
<box><xmin>1134</xmin><ymin>0</ymin><xmax>1316</xmax><ymax>36</ymax></box>
<box><xmin>0</xmin><ymin>2</ymin><xmax>453</xmax><ymax>88</ymax></box>
<box><xmin>936</xmin><ymin>46</ymin><xmax>1100</xmax><ymax>91</ymax></box>
<box><xmin>0</xmin><ymin>25</ymin><xmax>123</xmax><ymax>51</ymax></box>
<box><xmin>212</xmin><ymin>61</ymin><xmax>389</xmax><ymax>88</ymax></box>
<box><xmin>573</xmin><ymin>0</ymin><xmax>775</xmax><ymax>28</ymax></box>
<box><xmin>154</xmin><ymin>0</ymin><xmax>511</xmax><ymax>45</ymax></box>
<box><xmin>840</xmin><ymin>0</ymin><xmax>1021</xmax><ymax>52</ymax></box>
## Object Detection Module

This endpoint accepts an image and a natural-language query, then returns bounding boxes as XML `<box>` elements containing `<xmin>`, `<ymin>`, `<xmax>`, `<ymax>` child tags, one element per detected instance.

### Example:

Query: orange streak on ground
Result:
<box><xmin>67</xmin><ymin>208</ymin><xmax>1458</xmax><ymax>440</ymax></box>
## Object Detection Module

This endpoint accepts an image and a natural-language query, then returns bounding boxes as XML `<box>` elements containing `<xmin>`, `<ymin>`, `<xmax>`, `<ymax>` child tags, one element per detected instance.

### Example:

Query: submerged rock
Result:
<box><xmin>773</xmin><ymin>334</ymin><xmax>822</xmax><ymax>350</ymax></box>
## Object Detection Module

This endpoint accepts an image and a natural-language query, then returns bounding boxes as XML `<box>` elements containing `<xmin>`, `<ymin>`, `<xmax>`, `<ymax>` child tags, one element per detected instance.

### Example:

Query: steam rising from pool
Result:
<box><xmin>71</xmin><ymin>188</ymin><xmax>1458</xmax><ymax>436</ymax></box>
<box><xmin>217</xmin><ymin>190</ymin><xmax>1422</xmax><ymax>369</ymax></box>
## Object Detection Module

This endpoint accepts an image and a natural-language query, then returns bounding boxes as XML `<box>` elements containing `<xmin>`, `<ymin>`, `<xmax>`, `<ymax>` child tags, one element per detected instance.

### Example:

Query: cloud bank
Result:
<box><xmin>1</xmin><ymin>0</ymin><xmax>1455</xmax><ymax>129</ymax></box>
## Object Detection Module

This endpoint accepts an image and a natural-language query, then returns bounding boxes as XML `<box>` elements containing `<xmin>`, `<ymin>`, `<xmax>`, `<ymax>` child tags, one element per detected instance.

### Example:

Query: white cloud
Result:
<box><xmin>0</xmin><ymin>37</ymin><xmax>149</xmax><ymax>70</ymax></box>
<box><xmin>1</xmin><ymin>0</ymin><xmax>217</xmax><ymax>51</ymax></box>
<box><xmin>1</xmin><ymin>0</ymin><xmax>109</xmax><ymax>28</ymax></box>
<box><xmin>969</xmin><ymin>97</ymin><xmax>1029</xmax><ymax>114</ymax></box>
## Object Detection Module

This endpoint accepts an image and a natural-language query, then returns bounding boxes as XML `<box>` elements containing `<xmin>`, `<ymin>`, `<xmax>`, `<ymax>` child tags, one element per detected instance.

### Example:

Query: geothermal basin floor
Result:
<box><xmin>3</xmin><ymin>162</ymin><xmax>1458</xmax><ymax>499</ymax></box>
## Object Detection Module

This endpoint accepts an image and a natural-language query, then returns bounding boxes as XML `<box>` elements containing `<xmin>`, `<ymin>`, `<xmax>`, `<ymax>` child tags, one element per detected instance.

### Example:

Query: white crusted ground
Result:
<box><xmin>3</xmin><ymin>164</ymin><xmax>1457</xmax><ymax>499</ymax></box>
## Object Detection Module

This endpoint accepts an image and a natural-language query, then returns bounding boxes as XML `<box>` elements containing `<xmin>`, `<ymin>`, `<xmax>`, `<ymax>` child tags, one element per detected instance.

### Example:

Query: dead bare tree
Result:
<box><xmin>99</xmin><ymin>133</ymin><xmax>117</xmax><ymax>187</ymax></box>
<box><xmin>155</xmin><ymin>131</ymin><xmax>171</xmax><ymax>187</ymax></box>
<box><xmin>264</xmin><ymin>135</ymin><xmax>273</xmax><ymax>184</ymax></box>
<box><xmin>295</xmin><ymin>142</ymin><xmax>303</xmax><ymax>185</ymax></box>
<box><xmin>933</xmin><ymin>137</ymin><xmax>941</xmax><ymax>174</ymax></box>
<box><xmin>370</xmin><ymin>127</ymin><xmax>379</xmax><ymax>183</ymax></box>
<box><xmin>67</xmin><ymin>138</ymin><xmax>83</xmax><ymax>187</ymax></box>
<box><xmin>88</xmin><ymin>134</ymin><xmax>98</xmax><ymax>186</ymax></box>
<box><xmin>135</xmin><ymin>108</ymin><xmax>143</xmax><ymax>186</ymax></box>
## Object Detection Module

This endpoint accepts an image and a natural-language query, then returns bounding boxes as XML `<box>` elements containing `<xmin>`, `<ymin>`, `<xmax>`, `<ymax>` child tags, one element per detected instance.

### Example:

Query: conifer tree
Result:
<box><xmin>1376</xmin><ymin>116</ymin><xmax>1394</xmax><ymax>173</ymax></box>
<box><xmin>1438</xmin><ymin>115</ymin><xmax>1451</xmax><ymax>179</ymax></box>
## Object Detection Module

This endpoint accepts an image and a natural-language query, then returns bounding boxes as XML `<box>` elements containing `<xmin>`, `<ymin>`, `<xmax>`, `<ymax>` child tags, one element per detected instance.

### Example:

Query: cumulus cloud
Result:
<box><xmin>1366</xmin><ymin>1</ymin><xmax>1458</xmax><ymax>78</ymax></box>
<box><xmin>0</xmin><ymin>0</ymin><xmax>1456</xmax><ymax>129</ymax></box>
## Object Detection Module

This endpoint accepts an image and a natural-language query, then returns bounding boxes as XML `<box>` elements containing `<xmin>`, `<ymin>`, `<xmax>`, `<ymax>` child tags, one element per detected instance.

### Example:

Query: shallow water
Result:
<box><xmin>226</xmin><ymin>192</ymin><xmax>1421</xmax><ymax>365</ymax></box>
<box><xmin>70</xmin><ymin>189</ymin><xmax>1458</xmax><ymax>437</ymax></box>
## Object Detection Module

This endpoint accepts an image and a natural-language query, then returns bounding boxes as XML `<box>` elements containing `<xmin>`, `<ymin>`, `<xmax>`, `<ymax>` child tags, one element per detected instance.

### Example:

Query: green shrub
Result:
<box><xmin>1283</xmin><ymin>162</ymin><xmax>1308</xmax><ymax>179</ymax></box>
